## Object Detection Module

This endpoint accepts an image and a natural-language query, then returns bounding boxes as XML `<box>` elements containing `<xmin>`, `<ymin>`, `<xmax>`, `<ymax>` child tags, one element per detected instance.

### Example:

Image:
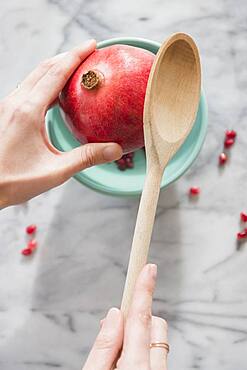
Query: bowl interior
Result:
<box><xmin>46</xmin><ymin>37</ymin><xmax>207</xmax><ymax>196</ymax></box>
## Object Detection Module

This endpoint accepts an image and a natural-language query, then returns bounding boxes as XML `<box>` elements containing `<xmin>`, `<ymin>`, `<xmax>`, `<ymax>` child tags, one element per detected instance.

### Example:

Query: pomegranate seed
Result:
<box><xmin>237</xmin><ymin>229</ymin><xmax>247</xmax><ymax>240</ymax></box>
<box><xmin>226</xmin><ymin>130</ymin><xmax>236</xmax><ymax>139</ymax></box>
<box><xmin>118</xmin><ymin>165</ymin><xmax>126</xmax><ymax>171</ymax></box>
<box><xmin>126</xmin><ymin>161</ymin><xmax>134</xmax><ymax>168</ymax></box>
<box><xmin>121</xmin><ymin>166</ymin><xmax>127</xmax><ymax>171</ymax></box>
<box><xmin>26</xmin><ymin>224</ymin><xmax>37</xmax><ymax>235</ymax></box>
<box><xmin>189</xmin><ymin>186</ymin><xmax>200</xmax><ymax>196</ymax></box>
<box><xmin>224</xmin><ymin>138</ymin><xmax>235</xmax><ymax>149</ymax></box>
<box><xmin>116</xmin><ymin>152</ymin><xmax>134</xmax><ymax>171</ymax></box>
<box><xmin>27</xmin><ymin>239</ymin><xmax>37</xmax><ymax>251</ymax></box>
<box><xmin>240</xmin><ymin>212</ymin><xmax>247</xmax><ymax>223</ymax></box>
<box><xmin>219</xmin><ymin>152</ymin><xmax>227</xmax><ymax>165</ymax></box>
<box><xmin>117</xmin><ymin>159</ymin><xmax>125</xmax><ymax>166</ymax></box>
<box><xmin>21</xmin><ymin>248</ymin><xmax>33</xmax><ymax>256</ymax></box>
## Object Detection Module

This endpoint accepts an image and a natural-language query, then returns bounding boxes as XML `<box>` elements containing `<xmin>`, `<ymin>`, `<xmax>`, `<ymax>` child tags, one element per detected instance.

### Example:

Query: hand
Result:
<box><xmin>0</xmin><ymin>39</ymin><xmax>122</xmax><ymax>208</ymax></box>
<box><xmin>83</xmin><ymin>264</ymin><xmax>168</xmax><ymax>370</ymax></box>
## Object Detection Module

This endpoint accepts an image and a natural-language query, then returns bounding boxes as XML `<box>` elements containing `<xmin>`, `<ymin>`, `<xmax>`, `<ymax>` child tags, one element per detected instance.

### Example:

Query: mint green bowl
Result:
<box><xmin>46</xmin><ymin>37</ymin><xmax>208</xmax><ymax>197</ymax></box>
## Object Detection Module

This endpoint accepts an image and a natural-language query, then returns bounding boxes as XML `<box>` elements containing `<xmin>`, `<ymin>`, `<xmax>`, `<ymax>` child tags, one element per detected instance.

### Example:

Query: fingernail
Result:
<box><xmin>148</xmin><ymin>263</ymin><xmax>157</xmax><ymax>279</ymax></box>
<box><xmin>103</xmin><ymin>144</ymin><xmax>122</xmax><ymax>161</ymax></box>
<box><xmin>54</xmin><ymin>52</ymin><xmax>68</xmax><ymax>60</ymax></box>
<box><xmin>83</xmin><ymin>39</ymin><xmax>96</xmax><ymax>48</ymax></box>
<box><xmin>104</xmin><ymin>308</ymin><xmax>121</xmax><ymax>327</ymax></box>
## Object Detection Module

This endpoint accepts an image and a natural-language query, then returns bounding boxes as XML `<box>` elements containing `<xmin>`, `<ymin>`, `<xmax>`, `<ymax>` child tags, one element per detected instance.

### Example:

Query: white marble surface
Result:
<box><xmin>1</xmin><ymin>0</ymin><xmax>247</xmax><ymax>369</ymax></box>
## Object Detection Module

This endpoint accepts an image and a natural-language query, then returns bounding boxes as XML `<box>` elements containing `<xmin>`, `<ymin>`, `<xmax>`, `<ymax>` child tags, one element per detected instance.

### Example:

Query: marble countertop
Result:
<box><xmin>1</xmin><ymin>0</ymin><xmax>247</xmax><ymax>369</ymax></box>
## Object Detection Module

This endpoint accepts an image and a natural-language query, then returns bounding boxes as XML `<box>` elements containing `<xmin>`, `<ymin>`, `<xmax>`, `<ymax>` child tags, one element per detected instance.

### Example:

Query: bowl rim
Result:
<box><xmin>47</xmin><ymin>36</ymin><xmax>208</xmax><ymax>197</ymax></box>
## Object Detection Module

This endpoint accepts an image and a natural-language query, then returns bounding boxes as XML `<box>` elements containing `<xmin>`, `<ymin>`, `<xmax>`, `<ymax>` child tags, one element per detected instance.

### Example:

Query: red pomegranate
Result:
<box><xmin>59</xmin><ymin>45</ymin><xmax>155</xmax><ymax>153</ymax></box>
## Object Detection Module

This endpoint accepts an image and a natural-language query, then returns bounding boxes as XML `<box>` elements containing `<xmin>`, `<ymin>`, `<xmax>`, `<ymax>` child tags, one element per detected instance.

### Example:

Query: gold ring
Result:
<box><xmin>150</xmin><ymin>342</ymin><xmax>170</xmax><ymax>353</ymax></box>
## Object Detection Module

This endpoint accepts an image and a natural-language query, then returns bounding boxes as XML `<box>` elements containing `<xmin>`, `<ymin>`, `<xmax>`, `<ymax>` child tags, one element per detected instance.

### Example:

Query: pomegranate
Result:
<box><xmin>59</xmin><ymin>45</ymin><xmax>155</xmax><ymax>153</ymax></box>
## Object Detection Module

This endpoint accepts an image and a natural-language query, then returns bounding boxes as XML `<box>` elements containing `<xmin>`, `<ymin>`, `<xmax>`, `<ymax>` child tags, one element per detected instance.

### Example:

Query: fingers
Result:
<box><xmin>121</xmin><ymin>264</ymin><xmax>157</xmax><ymax>367</ymax></box>
<box><xmin>7</xmin><ymin>52</ymin><xmax>70</xmax><ymax>100</ymax></box>
<box><xmin>56</xmin><ymin>142</ymin><xmax>123</xmax><ymax>180</ymax></box>
<box><xmin>30</xmin><ymin>39</ymin><xmax>96</xmax><ymax>108</ymax></box>
<box><xmin>19</xmin><ymin>52</ymin><xmax>68</xmax><ymax>93</ymax></box>
<box><xmin>150</xmin><ymin>317</ymin><xmax>168</xmax><ymax>370</ymax></box>
<box><xmin>83</xmin><ymin>308</ymin><xmax>124</xmax><ymax>370</ymax></box>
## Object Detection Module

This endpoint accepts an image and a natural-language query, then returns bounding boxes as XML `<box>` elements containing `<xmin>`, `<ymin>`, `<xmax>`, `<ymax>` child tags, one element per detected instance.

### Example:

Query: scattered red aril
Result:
<box><xmin>219</xmin><ymin>152</ymin><xmax>227</xmax><ymax>165</ymax></box>
<box><xmin>240</xmin><ymin>212</ymin><xmax>247</xmax><ymax>223</ymax></box>
<box><xmin>21</xmin><ymin>248</ymin><xmax>32</xmax><ymax>256</ymax></box>
<box><xmin>225</xmin><ymin>130</ymin><xmax>236</xmax><ymax>139</ymax></box>
<box><xmin>237</xmin><ymin>229</ymin><xmax>247</xmax><ymax>240</ymax></box>
<box><xmin>26</xmin><ymin>224</ymin><xmax>37</xmax><ymax>235</ymax></box>
<box><xmin>116</xmin><ymin>152</ymin><xmax>134</xmax><ymax>171</ymax></box>
<box><xmin>189</xmin><ymin>186</ymin><xmax>200</xmax><ymax>196</ymax></box>
<box><xmin>59</xmin><ymin>45</ymin><xmax>155</xmax><ymax>153</ymax></box>
<box><xmin>224</xmin><ymin>138</ymin><xmax>235</xmax><ymax>149</ymax></box>
<box><xmin>116</xmin><ymin>158</ymin><xmax>126</xmax><ymax>171</ymax></box>
<box><xmin>28</xmin><ymin>239</ymin><xmax>37</xmax><ymax>251</ymax></box>
<box><xmin>21</xmin><ymin>239</ymin><xmax>37</xmax><ymax>256</ymax></box>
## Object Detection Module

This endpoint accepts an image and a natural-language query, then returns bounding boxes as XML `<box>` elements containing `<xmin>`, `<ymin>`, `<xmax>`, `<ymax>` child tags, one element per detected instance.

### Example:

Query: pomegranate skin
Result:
<box><xmin>59</xmin><ymin>45</ymin><xmax>155</xmax><ymax>153</ymax></box>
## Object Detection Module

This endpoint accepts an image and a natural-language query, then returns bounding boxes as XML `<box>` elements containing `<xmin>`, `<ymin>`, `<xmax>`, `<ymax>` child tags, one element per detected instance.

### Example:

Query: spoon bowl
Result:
<box><xmin>144</xmin><ymin>33</ymin><xmax>201</xmax><ymax>167</ymax></box>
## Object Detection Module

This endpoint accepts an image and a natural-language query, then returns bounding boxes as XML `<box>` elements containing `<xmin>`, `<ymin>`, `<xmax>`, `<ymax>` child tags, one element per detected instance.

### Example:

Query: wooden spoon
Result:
<box><xmin>121</xmin><ymin>33</ymin><xmax>201</xmax><ymax>316</ymax></box>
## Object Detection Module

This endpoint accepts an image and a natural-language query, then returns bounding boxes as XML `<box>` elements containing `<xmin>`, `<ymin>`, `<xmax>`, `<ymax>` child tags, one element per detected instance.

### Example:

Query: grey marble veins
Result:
<box><xmin>0</xmin><ymin>0</ymin><xmax>247</xmax><ymax>369</ymax></box>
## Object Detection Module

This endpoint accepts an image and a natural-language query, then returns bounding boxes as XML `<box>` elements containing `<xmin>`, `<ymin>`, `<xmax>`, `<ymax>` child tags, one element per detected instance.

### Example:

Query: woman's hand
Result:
<box><xmin>0</xmin><ymin>39</ymin><xmax>122</xmax><ymax>208</ymax></box>
<box><xmin>83</xmin><ymin>264</ymin><xmax>168</xmax><ymax>370</ymax></box>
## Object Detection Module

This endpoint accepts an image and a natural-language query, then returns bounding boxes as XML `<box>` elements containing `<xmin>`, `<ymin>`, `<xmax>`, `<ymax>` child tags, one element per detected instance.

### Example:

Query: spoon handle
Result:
<box><xmin>121</xmin><ymin>165</ymin><xmax>163</xmax><ymax>316</ymax></box>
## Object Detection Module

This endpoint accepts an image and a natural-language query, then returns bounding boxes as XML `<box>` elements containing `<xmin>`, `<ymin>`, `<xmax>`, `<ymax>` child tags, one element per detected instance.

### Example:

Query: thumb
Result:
<box><xmin>59</xmin><ymin>142</ymin><xmax>123</xmax><ymax>179</ymax></box>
